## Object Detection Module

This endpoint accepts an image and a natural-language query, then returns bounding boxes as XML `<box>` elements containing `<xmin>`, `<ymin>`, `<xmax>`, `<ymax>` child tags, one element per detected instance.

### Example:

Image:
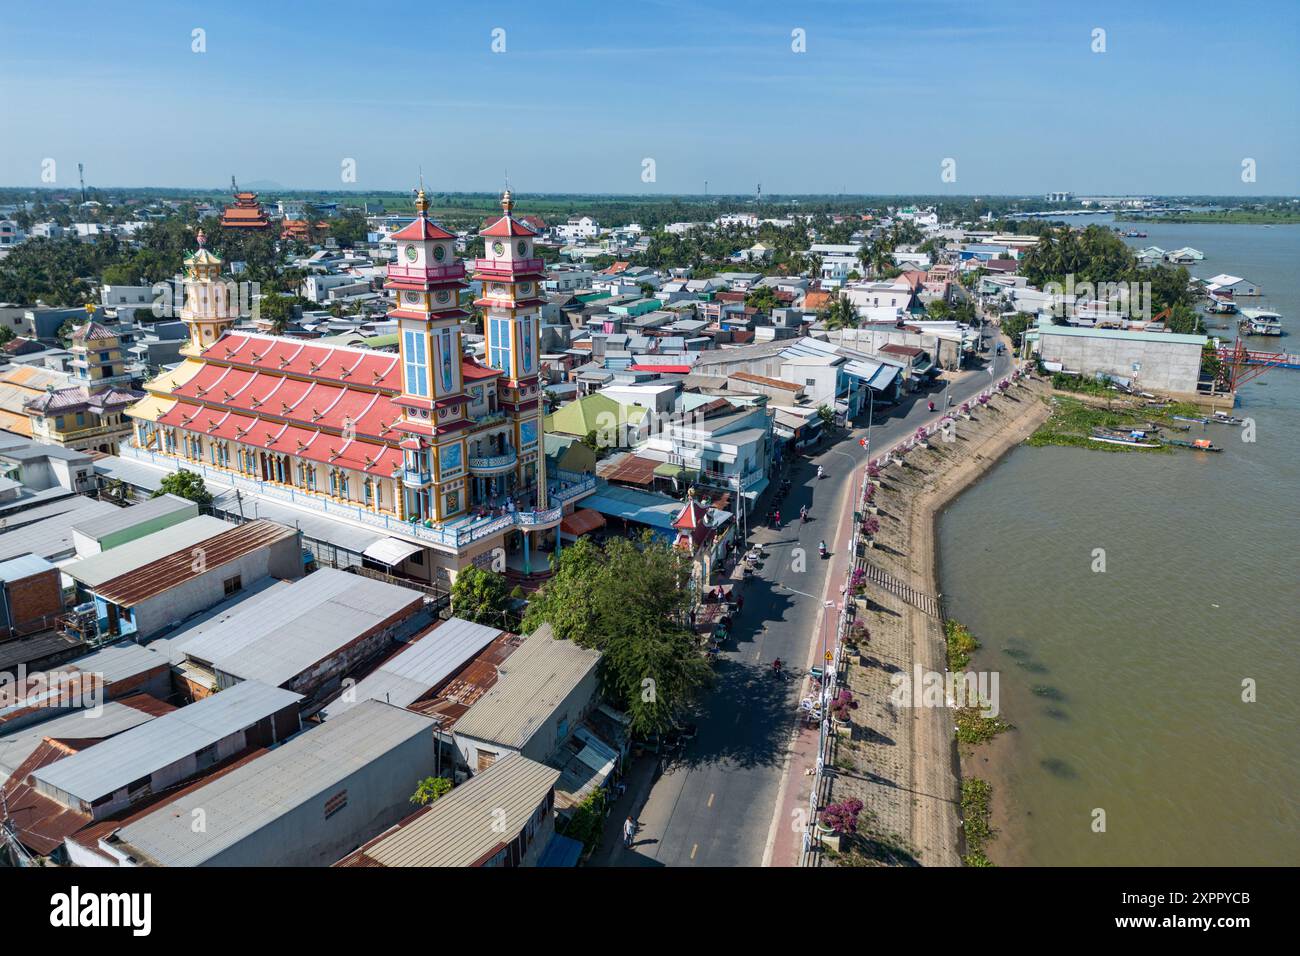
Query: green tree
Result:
<box><xmin>522</xmin><ymin>534</ymin><xmax>711</xmax><ymax>737</ymax></box>
<box><xmin>745</xmin><ymin>284</ymin><xmax>780</xmax><ymax>313</ymax></box>
<box><xmin>257</xmin><ymin>293</ymin><xmax>296</xmax><ymax>334</ymax></box>
<box><xmin>450</xmin><ymin>565</ymin><xmax>518</xmax><ymax>630</ymax></box>
<box><xmin>410</xmin><ymin>776</ymin><xmax>452</xmax><ymax>806</ymax></box>
<box><xmin>153</xmin><ymin>469</ymin><xmax>213</xmax><ymax>506</ymax></box>
<box><xmin>819</xmin><ymin>293</ymin><xmax>858</xmax><ymax>331</ymax></box>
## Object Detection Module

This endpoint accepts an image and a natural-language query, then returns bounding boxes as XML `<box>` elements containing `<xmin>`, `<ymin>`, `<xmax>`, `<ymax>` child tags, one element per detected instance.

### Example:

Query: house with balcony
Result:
<box><xmin>22</xmin><ymin>314</ymin><xmax>142</xmax><ymax>454</ymax></box>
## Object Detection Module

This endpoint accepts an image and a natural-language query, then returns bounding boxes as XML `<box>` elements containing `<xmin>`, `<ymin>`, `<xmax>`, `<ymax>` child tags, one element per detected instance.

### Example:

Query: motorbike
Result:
<box><xmin>818</xmin><ymin>542</ymin><xmax>828</xmax><ymax>559</ymax></box>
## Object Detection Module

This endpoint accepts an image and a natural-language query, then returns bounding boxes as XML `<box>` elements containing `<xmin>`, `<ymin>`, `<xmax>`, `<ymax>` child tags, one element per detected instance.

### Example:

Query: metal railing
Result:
<box><xmin>123</xmin><ymin>444</ymin><xmax>597</xmax><ymax>549</ymax></box>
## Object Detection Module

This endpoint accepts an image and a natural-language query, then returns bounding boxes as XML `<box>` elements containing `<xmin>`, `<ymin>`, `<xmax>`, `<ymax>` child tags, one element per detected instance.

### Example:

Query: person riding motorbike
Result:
<box><xmin>816</xmin><ymin>465</ymin><xmax>824</xmax><ymax>480</ymax></box>
<box><xmin>800</xmin><ymin>505</ymin><xmax>808</xmax><ymax>523</ymax></box>
<box><xmin>819</xmin><ymin>540</ymin><xmax>827</xmax><ymax>557</ymax></box>
<box><xmin>928</xmin><ymin>400</ymin><xmax>935</xmax><ymax>412</ymax></box>
<box><xmin>772</xmin><ymin>658</ymin><xmax>783</xmax><ymax>674</ymax></box>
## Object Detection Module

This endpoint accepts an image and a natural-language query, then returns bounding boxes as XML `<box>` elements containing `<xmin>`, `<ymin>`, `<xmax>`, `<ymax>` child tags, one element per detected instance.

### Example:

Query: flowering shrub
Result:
<box><xmin>821</xmin><ymin>797</ymin><xmax>864</xmax><ymax>834</ymax></box>
<box><xmin>863</xmin><ymin>483</ymin><xmax>875</xmax><ymax>502</ymax></box>
<box><xmin>862</xmin><ymin>517</ymin><xmax>880</xmax><ymax>537</ymax></box>
<box><xmin>829</xmin><ymin>690</ymin><xmax>859</xmax><ymax>722</ymax></box>
<box><xmin>850</xmin><ymin>567</ymin><xmax>866</xmax><ymax>589</ymax></box>
<box><xmin>961</xmin><ymin>402</ymin><xmax>971</xmax><ymax>414</ymax></box>
<box><xmin>978</xmin><ymin>394</ymin><xmax>990</xmax><ymax>405</ymax></box>
<box><xmin>867</xmin><ymin>462</ymin><xmax>881</xmax><ymax>479</ymax></box>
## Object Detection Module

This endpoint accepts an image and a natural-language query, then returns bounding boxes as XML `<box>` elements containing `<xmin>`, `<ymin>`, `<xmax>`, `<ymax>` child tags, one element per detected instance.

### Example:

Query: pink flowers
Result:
<box><xmin>862</xmin><ymin>516</ymin><xmax>880</xmax><ymax>536</ymax></box>
<box><xmin>829</xmin><ymin>690</ymin><xmax>859</xmax><ymax>722</ymax></box>
<box><xmin>821</xmin><ymin>797</ymin><xmax>864</xmax><ymax>834</ymax></box>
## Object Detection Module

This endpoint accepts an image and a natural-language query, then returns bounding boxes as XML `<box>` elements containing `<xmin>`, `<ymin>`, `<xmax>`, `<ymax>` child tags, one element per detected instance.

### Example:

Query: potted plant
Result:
<box><xmin>830</xmin><ymin>689</ymin><xmax>858</xmax><ymax>726</ymax></box>
<box><xmin>866</xmin><ymin>462</ymin><xmax>882</xmax><ymax>486</ymax></box>
<box><xmin>863</xmin><ymin>484</ymin><xmax>878</xmax><ymax>513</ymax></box>
<box><xmin>915</xmin><ymin>426</ymin><xmax>930</xmax><ymax>449</ymax></box>
<box><xmin>960</xmin><ymin>402</ymin><xmax>972</xmax><ymax>419</ymax></box>
<box><xmin>861</xmin><ymin>517</ymin><xmax>880</xmax><ymax>547</ymax></box>
<box><xmin>819</xmin><ymin>798</ymin><xmax>864</xmax><ymax>852</ymax></box>
<box><xmin>846</xmin><ymin>621</ymin><xmax>870</xmax><ymax>647</ymax></box>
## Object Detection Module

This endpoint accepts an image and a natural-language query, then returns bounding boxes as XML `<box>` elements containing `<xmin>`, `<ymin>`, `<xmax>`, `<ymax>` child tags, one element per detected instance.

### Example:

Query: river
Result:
<box><xmin>937</xmin><ymin>215</ymin><xmax>1300</xmax><ymax>866</ymax></box>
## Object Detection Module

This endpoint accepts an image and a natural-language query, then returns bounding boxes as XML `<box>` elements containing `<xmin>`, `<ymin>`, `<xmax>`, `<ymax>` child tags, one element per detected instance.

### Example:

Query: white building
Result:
<box><xmin>555</xmin><ymin>216</ymin><xmax>600</xmax><ymax>241</ymax></box>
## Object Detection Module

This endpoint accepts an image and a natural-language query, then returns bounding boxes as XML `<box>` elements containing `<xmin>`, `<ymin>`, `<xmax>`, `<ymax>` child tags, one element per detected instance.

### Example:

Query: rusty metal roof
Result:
<box><xmin>91</xmin><ymin>519</ymin><xmax>299</xmax><ymax>607</ymax></box>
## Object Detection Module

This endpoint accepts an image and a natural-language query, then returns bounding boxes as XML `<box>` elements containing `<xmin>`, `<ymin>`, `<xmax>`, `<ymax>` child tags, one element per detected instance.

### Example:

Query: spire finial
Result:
<box><xmin>501</xmin><ymin>187</ymin><xmax>514</xmax><ymax>215</ymax></box>
<box><xmin>196</xmin><ymin>228</ymin><xmax>207</xmax><ymax>247</ymax></box>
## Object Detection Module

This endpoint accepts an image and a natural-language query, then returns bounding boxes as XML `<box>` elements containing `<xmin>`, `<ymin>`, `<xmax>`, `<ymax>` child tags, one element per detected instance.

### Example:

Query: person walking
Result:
<box><xmin>623</xmin><ymin>815</ymin><xmax>637</xmax><ymax>848</ymax></box>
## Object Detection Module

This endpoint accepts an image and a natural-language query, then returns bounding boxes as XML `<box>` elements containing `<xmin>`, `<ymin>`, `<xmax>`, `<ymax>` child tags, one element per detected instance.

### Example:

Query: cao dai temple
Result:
<box><xmin>127</xmin><ymin>190</ymin><xmax>596</xmax><ymax>583</ymax></box>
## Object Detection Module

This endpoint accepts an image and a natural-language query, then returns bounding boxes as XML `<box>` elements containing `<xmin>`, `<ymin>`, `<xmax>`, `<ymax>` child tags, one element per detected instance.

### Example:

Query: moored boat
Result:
<box><xmin>1165</xmin><ymin>437</ymin><xmax>1222</xmax><ymax>452</ymax></box>
<box><xmin>1089</xmin><ymin>428</ymin><xmax>1161</xmax><ymax>448</ymax></box>
<box><xmin>1238</xmin><ymin>308</ymin><xmax>1283</xmax><ymax>336</ymax></box>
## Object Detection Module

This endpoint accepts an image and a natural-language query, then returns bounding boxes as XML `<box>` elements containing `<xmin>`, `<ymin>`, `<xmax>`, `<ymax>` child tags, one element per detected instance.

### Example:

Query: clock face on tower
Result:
<box><xmin>404</xmin><ymin>245</ymin><xmax>417</xmax><ymax>262</ymax></box>
<box><xmin>492</xmin><ymin>241</ymin><xmax>505</xmax><ymax>256</ymax></box>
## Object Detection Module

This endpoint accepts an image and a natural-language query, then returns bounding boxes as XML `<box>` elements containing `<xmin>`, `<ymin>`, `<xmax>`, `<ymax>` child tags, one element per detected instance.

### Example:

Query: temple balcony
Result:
<box><xmin>468</xmin><ymin>446</ymin><xmax>517</xmax><ymax>475</ymax></box>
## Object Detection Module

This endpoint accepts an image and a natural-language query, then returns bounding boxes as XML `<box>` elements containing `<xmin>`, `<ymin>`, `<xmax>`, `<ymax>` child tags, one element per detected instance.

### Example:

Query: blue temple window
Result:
<box><xmin>489</xmin><ymin>317</ymin><xmax>511</xmax><ymax>371</ymax></box>
<box><xmin>403</xmin><ymin>330</ymin><xmax>429</xmax><ymax>397</ymax></box>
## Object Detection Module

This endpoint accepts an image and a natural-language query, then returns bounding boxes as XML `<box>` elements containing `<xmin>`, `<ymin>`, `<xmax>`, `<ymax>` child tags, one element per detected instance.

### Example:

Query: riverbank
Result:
<box><xmin>816</xmin><ymin>372</ymin><xmax>1050</xmax><ymax>866</ymax></box>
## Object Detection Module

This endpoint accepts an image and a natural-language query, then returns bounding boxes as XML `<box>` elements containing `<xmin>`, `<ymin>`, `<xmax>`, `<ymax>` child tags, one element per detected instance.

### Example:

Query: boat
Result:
<box><xmin>1089</xmin><ymin>428</ymin><xmax>1161</xmax><ymax>448</ymax></box>
<box><xmin>1238</xmin><ymin>308</ymin><xmax>1283</xmax><ymax>336</ymax></box>
<box><xmin>1165</xmin><ymin>437</ymin><xmax>1222</xmax><ymax>452</ymax></box>
<box><xmin>1206</xmin><ymin>295</ymin><xmax>1238</xmax><ymax>315</ymax></box>
<box><xmin>1210</xmin><ymin>412</ymin><xmax>1245</xmax><ymax>425</ymax></box>
<box><xmin>1172</xmin><ymin>414</ymin><xmax>1210</xmax><ymax>425</ymax></box>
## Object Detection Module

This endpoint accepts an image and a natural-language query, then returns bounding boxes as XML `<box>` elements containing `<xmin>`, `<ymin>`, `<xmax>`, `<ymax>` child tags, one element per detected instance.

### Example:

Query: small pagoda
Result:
<box><xmin>219</xmin><ymin>176</ymin><xmax>269</xmax><ymax>230</ymax></box>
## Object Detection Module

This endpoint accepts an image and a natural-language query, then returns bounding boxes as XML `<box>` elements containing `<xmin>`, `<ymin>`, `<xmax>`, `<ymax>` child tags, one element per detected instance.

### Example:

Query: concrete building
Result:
<box><xmin>1025</xmin><ymin>322</ymin><xmax>1209</xmax><ymax>396</ymax></box>
<box><xmin>168</xmin><ymin>567</ymin><xmax>426</xmax><ymax>712</ymax></box>
<box><xmin>453</xmin><ymin>624</ymin><xmax>601</xmax><ymax>771</ymax></box>
<box><xmin>61</xmin><ymin>517</ymin><xmax>304</xmax><ymax>641</ymax></box>
<box><xmin>27</xmin><ymin>679</ymin><xmax>302</xmax><ymax>822</ymax></box>
<box><xmin>90</xmin><ymin>700</ymin><xmax>439</xmax><ymax>867</ymax></box>
<box><xmin>69</xmin><ymin>493</ymin><xmax>198</xmax><ymax>557</ymax></box>
<box><xmin>335</xmin><ymin>752</ymin><xmax>561</xmax><ymax>868</ymax></box>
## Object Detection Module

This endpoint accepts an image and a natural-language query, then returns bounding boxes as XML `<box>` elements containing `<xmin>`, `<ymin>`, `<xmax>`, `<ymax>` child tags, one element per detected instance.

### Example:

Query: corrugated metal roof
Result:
<box><xmin>338</xmin><ymin>752</ymin><xmax>560</xmax><ymax>867</ymax></box>
<box><xmin>61</xmin><ymin>515</ymin><xmax>233</xmax><ymax>589</ymax></box>
<box><xmin>30</xmin><ymin>680</ymin><xmax>302</xmax><ymax>804</ymax></box>
<box><xmin>319</xmin><ymin>616</ymin><xmax>505</xmax><ymax>720</ymax></box>
<box><xmin>91</xmin><ymin>520</ymin><xmax>299</xmax><ymax>607</ymax></box>
<box><xmin>112</xmin><ymin>700</ymin><xmax>436</xmax><ymax>867</ymax></box>
<box><xmin>453</xmin><ymin>624</ymin><xmax>600</xmax><ymax>750</ymax></box>
<box><xmin>181</xmin><ymin>568</ymin><xmax>424</xmax><ymax>687</ymax></box>
<box><xmin>0</xmin><ymin>496</ymin><xmax>121</xmax><ymax>562</ymax></box>
<box><xmin>69</xmin><ymin>494</ymin><xmax>196</xmax><ymax>543</ymax></box>
<box><xmin>0</xmin><ymin>699</ymin><xmax>162</xmax><ymax>784</ymax></box>
<box><xmin>0</xmin><ymin>553</ymin><xmax>54</xmax><ymax>583</ymax></box>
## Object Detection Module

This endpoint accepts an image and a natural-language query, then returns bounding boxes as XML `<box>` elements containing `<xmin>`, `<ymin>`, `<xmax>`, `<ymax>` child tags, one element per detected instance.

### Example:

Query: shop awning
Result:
<box><xmin>560</xmin><ymin>508</ymin><xmax>606</xmax><ymax>538</ymax></box>
<box><xmin>362</xmin><ymin>536</ymin><xmax>423</xmax><ymax>567</ymax></box>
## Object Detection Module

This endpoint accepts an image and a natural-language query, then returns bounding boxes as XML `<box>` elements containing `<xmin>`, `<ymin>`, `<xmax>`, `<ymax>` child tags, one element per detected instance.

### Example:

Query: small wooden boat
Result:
<box><xmin>1090</xmin><ymin>428</ymin><xmax>1160</xmax><ymax>448</ymax></box>
<box><xmin>1210</xmin><ymin>412</ymin><xmax>1245</xmax><ymax>426</ymax></box>
<box><xmin>1172</xmin><ymin>414</ymin><xmax>1210</xmax><ymax>425</ymax></box>
<box><xmin>1165</xmin><ymin>437</ymin><xmax>1221</xmax><ymax>452</ymax></box>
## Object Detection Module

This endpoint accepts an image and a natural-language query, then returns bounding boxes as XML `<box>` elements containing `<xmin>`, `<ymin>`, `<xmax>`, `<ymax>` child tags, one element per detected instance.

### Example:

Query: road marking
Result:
<box><xmin>707</xmin><ymin>793</ymin><xmax>715</xmax><ymax>808</ymax></box>
<box><xmin>690</xmin><ymin>843</ymin><xmax>698</xmax><ymax>860</ymax></box>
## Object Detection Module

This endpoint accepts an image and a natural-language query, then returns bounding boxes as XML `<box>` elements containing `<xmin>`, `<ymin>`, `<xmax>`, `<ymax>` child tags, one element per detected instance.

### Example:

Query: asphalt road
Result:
<box><xmin>600</xmin><ymin>337</ymin><xmax>1012</xmax><ymax>867</ymax></box>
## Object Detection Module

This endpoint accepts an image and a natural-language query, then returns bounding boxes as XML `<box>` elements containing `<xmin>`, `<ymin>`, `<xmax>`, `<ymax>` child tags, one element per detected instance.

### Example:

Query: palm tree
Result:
<box><xmin>820</xmin><ymin>293</ymin><xmax>858</xmax><ymax>330</ymax></box>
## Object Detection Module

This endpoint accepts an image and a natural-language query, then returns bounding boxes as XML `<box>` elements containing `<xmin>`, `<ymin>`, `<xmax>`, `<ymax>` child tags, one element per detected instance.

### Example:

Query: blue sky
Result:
<box><xmin>2</xmin><ymin>0</ymin><xmax>1297</xmax><ymax>195</ymax></box>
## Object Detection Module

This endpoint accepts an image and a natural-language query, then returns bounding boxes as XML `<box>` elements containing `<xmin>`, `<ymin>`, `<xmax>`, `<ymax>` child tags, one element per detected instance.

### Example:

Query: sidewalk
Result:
<box><xmin>765</xmin><ymin>434</ymin><xmax>864</xmax><ymax>867</ymax></box>
<box><xmin>587</xmin><ymin>754</ymin><xmax>662</xmax><ymax>867</ymax></box>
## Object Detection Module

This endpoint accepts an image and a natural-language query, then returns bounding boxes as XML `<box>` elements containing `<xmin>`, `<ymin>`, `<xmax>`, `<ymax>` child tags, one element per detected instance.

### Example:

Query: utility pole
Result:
<box><xmin>78</xmin><ymin>163</ymin><xmax>86</xmax><ymax>205</ymax></box>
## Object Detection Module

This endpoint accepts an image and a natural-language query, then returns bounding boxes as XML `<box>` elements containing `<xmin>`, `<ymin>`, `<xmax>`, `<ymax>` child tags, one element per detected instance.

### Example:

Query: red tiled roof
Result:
<box><xmin>879</xmin><ymin>343</ymin><xmax>924</xmax><ymax>357</ymax></box>
<box><xmin>155</xmin><ymin>332</ymin><xmax>495</xmax><ymax>476</ymax></box>
<box><xmin>391</xmin><ymin>215</ymin><xmax>455</xmax><ymax>242</ymax></box>
<box><xmin>481</xmin><ymin>214</ymin><xmax>536</xmax><ymax>238</ymax></box>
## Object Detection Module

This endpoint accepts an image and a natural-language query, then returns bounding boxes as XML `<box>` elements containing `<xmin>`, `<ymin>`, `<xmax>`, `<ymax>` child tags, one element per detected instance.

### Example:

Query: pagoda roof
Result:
<box><xmin>391</xmin><ymin>215</ymin><xmax>455</xmax><ymax>242</ymax></box>
<box><xmin>141</xmin><ymin>331</ymin><xmax>494</xmax><ymax>474</ymax></box>
<box><xmin>481</xmin><ymin>214</ymin><xmax>537</xmax><ymax>239</ymax></box>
